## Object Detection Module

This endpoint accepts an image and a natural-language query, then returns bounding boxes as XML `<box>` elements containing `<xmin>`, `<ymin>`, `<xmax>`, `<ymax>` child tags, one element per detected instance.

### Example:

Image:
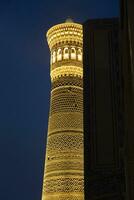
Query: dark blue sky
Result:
<box><xmin>0</xmin><ymin>0</ymin><xmax>119</xmax><ymax>199</ymax></box>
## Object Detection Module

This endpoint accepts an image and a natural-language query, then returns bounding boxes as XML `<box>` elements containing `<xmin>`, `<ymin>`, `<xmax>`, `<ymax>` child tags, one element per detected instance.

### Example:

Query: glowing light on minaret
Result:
<box><xmin>41</xmin><ymin>18</ymin><xmax>84</xmax><ymax>200</ymax></box>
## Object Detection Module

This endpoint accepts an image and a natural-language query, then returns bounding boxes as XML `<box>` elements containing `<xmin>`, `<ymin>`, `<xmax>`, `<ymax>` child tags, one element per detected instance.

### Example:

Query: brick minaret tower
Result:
<box><xmin>41</xmin><ymin>18</ymin><xmax>84</xmax><ymax>200</ymax></box>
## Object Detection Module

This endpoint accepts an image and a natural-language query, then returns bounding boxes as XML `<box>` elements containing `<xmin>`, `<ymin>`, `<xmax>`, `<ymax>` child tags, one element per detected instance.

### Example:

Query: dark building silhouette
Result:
<box><xmin>120</xmin><ymin>0</ymin><xmax>134</xmax><ymax>199</ymax></box>
<box><xmin>83</xmin><ymin>18</ymin><xmax>126</xmax><ymax>199</ymax></box>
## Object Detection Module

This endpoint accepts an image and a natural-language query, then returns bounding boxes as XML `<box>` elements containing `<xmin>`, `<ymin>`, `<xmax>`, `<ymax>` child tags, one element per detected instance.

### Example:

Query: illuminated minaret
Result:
<box><xmin>42</xmin><ymin>18</ymin><xmax>84</xmax><ymax>200</ymax></box>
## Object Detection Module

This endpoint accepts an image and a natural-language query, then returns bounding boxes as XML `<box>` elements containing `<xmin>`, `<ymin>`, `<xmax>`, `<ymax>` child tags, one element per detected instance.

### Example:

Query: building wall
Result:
<box><xmin>120</xmin><ymin>0</ymin><xmax>134</xmax><ymax>199</ymax></box>
<box><xmin>83</xmin><ymin>18</ymin><xmax>125</xmax><ymax>200</ymax></box>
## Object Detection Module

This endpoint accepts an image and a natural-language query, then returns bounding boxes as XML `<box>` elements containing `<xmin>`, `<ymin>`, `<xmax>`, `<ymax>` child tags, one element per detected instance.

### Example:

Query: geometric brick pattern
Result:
<box><xmin>45</xmin><ymin>160</ymin><xmax>83</xmax><ymax>174</ymax></box>
<box><xmin>41</xmin><ymin>20</ymin><xmax>83</xmax><ymax>200</ymax></box>
<box><xmin>50</xmin><ymin>87</ymin><xmax>83</xmax><ymax>115</ymax></box>
<box><xmin>48</xmin><ymin>112</ymin><xmax>83</xmax><ymax>133</ymax></box>
<box><xmin>44</xmin><ymin>195</ymin><xmax>84</xmax><ymax>200</ymax></box>
<box><xmin>43</xmin><ymin>177</ymin><xmax>84</xmax><ymax>193</ymax></box>
<box><xmin>52</xmin><ymin>76</ymin><xmax>83</xmax><ymax>89</ymax></box>
<box><xmin>47</xmin><ymin>133</ymin><xmax>83</xmax><ymax>152</ymax></box>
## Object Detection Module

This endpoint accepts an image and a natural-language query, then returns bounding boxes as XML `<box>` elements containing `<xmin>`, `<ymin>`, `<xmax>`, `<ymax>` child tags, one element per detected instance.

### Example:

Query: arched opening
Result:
<box><xmin>78</xmin><ymin>49</ymin><xmax>82</xmax><ymax>61</ymax></box>
<box><xmin>52</xmin><ymin>51</ymin><xmax>56</xmax><ymax>63</ymax></box>
<box><xmin>71</xmin><ymin>48</ymin><xmax>76</xmax><ymax>59</ymax></box>
<box><xmin>51</xmin><ymin>52</ymin><xmax>53</xmax><ymax>64</ymax></box>
<box><xmin>63</xmin><ymin>47</ymin><xmax>69</xmax><ymax>59</ymax></box>
<box><xmin>57</xmin><ymin>49</ymin><xmax>62</xmax><ymax>61</ymax></box>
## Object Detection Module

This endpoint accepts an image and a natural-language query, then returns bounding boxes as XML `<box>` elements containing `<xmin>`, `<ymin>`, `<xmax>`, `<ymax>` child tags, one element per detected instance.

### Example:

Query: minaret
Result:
<box><xmin>42</xmin><ymin>18</ymin><xmax>84</xmax><ymax>200</ymax></box>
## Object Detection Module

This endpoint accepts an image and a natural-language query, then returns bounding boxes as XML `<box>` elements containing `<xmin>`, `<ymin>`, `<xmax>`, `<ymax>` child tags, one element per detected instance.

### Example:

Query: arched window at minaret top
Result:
<box><xmin>52</xmin><ymin>51</ymin><xmax>56</xmax><ymax>63</ymax></box>
<box><xmin>57</xmin><ymin>49</ymin><xmax>62</xmax><ymax>61</ymax></box>
<box><xmin>71</xmin><ymin>48</ymin><xmax>76</xmax><ymax>60</ymax></box>
<box><xmin>63</xmin><ymin>47</ymin><xmax>69</xmax><ymax>59</ymax></box>
<box><xmin>78</xmin><ymin>49</ymin><xmax>82</xmax><ymax>61</ymax></box>
<box><xmin>51</xmin><ymin>52</ymin><xmax>53</xmax><ymax>65</ymax></box>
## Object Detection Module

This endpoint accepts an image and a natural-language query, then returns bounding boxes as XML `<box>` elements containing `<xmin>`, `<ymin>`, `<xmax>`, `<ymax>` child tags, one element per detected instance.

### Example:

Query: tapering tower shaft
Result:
<box><xmin>42</xmin><ymin>20</ymin><xmax>84</xmax><ymax>200</ymax></box>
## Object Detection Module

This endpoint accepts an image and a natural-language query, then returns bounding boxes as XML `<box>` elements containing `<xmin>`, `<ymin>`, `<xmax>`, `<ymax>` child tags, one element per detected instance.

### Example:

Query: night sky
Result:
<box><xmin>0</xmin><ymin>0</ymin><xmax>119</xmax><ymax>199</ymax></box>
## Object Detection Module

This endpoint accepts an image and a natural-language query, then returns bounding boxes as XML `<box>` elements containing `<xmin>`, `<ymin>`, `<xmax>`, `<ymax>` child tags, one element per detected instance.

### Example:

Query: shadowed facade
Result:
<box><xmin>83</xmin><ymin>18</ymin><xmax>125</xmax><ymax>200</ymax></box>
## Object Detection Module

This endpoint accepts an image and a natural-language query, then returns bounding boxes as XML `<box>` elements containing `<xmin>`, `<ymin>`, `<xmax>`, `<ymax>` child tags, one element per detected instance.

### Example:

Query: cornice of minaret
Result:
<box><xmin>41</xmin><ymin>19</ymin><xmax>84</xmax><ymax>200</ymax></box>
<box><xmin>46</xmin><ymin>20</ymin><xmax>83</xmax><ymax>50</ymax></box>
<box><xmin>46</xmin><ymin>19</ymin><xmax>83</xmax><ymax>82</ymax></box>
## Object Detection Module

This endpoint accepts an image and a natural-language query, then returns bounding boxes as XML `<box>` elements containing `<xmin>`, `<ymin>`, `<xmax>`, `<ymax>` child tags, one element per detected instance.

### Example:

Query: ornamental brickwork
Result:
<box><xmin>41</xmin><ymin>19</ymin><xmax>84</xmax><ymax>200</ymax></box>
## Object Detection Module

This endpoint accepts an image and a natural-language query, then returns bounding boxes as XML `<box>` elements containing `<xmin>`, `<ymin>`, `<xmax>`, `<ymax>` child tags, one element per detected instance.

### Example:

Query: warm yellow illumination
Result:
<box><xmin>51</xmin><ymin>65</ymin><xmax>83</xmax><ymax>80</ymax></box>
<box><xmin>71</xmin><ymin>48</ymin><xmax>76</xmax><ymax>59</ymax></box>
<box><xmin>57</xmin><ymin>49</ymin><xmax>62</xmax><ymax>61</ymax></box>
<box><xmin>42</xmin><ymin>19</ymin><xmax>83</xmax><ymax>200</ymax></box>
<box><xmin>63</xmin><ymin>47</ymin><xmax>69</xmax><ymax>59</ymax></box>
<box><xmin>46</xmin><ymin>22</ymin><xmax>83</xmax><ymax>50</ymax></box>
<box><xmin>78</xmin><ymin>49</ymin><xmax>82</xmax><ymax>61</ymax></box>
<box><xmin>52</xmin><ymin>51</ymin><xmax>56</xmax><ymax>63</ymax></box>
